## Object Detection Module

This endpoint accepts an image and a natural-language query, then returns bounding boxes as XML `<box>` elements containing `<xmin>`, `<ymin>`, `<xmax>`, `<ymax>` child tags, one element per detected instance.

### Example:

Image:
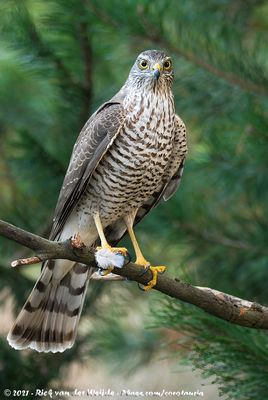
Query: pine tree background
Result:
<box><xmin>0</xmin><ymin>1</ymin><xmax>267</xmax><ymax>399</ymax></box>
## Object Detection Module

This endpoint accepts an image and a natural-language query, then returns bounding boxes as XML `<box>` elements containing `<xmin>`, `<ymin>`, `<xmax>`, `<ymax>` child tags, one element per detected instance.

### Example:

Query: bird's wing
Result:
<box><xmin>107</xmin><ymin>114</ymin><xmax>188</xmax><ymax>246</ymax></box>
<box><xmin>50</xmin><ymin>98</ymin><xmax>126</xmax><ymax>240</ymax></box>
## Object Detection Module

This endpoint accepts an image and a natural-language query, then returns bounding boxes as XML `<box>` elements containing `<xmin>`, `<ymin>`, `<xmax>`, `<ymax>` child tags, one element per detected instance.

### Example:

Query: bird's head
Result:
<box><xmin>127</xmin><ymin>50</ymin><xmax>174</xmax><ymax>91</ymax></box>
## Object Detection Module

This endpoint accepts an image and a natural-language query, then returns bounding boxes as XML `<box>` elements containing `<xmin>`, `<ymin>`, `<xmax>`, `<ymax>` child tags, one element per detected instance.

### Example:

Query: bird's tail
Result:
<box><xmin>7</xmin><ymin>261</ymin><xmax>91</xmax><ymax>353</ymax></box>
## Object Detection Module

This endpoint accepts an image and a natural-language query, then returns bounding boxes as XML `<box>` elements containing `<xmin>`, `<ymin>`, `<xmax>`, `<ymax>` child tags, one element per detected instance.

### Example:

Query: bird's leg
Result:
<box><xmin>94</xmin><ymin>213</ymin><xmax>128</xmax><ymax>254</ymax></box>
<box><xmin>124</xmin><ymin>212</ymin><xmax>166</xmax><ymax>291</ymax></box>
<box><xmin>94</xmin><ymin>213</ymin><xmax>128</xmax><ymax>275</ymax></box>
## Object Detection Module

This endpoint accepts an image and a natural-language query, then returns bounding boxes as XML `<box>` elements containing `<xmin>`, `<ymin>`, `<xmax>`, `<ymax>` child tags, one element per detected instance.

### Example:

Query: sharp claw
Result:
<box><xmin>125</xmin><ymin>251</ymin><xmax>132</xmax><ymax>265</ymax></box>
<box><xmin>138</xmin><ymin>266</ymin><xmax>167</xmax><ymax>290</ymax></box>
<box><xmin>158</xmin><ymin>269</ymin><xmax>166</xmax><ymax>275</ymax></box>
<box><xmin>138</xmin><ymin>265</ymin><xmax>153</xmax><ymax>290</ymax></box>
<box><xmin>115</xmin><ymin>250</ymin><xmax>131</xmax><ymax>264</ymax></box>
<box><xmin>139</xmin><ymin>264</ymin><xmax>151</xmax><ymax>276</ymax></box>
<box><xmin>138</xmin><ymin>282</ymin><xmax>146</xmax><ymax>291</ymax></box>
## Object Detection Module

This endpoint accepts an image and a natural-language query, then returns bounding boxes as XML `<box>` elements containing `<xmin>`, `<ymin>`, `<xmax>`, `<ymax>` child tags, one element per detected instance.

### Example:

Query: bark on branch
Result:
<box><xmin>1</xmin><ymin>219</ymin><xmax>268</xmax><ymax>329</ymax></box>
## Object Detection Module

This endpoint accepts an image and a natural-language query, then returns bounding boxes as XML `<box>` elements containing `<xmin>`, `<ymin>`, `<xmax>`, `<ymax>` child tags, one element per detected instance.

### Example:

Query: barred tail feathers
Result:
<box><xmin>7</xmin><ymin>261</ymin><xmax>90</xmax><ymax>353</ymax></box>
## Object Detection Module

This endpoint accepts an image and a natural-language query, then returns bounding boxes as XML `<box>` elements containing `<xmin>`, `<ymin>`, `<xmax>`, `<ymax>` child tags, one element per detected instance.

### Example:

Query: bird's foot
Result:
<box><xmin>141</xmin><ymin>266</ymin><xmax>166</xmax><ymax>291</ymax></box>
<box><xmin>95</xmin><ymin>244</ymin><xmax>130</xmax><ymax>272</ymax></box>
<box><xmin>96</xmin><ymin>244</ymin><xmax>129</xmax><ymax>257</ymax></box>
<box><xmin>135</xmin><ymin>257</ymin><xmax>166</xmax><ymax>291</ymax></box>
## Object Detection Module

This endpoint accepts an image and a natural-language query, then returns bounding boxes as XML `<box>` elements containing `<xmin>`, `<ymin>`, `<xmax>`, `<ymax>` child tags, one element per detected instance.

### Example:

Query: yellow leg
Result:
<box><xmin>94</xmin><ymin>213</ymin><xmax>128</xmax><ymax>274</ymax></box>
<box><xmin>124</xmin><ymin>212</ymin><xmax>166</xmax><ymax>290</ymax></box>
<box><xmin>94</xmin><ymin>213</ymin><xmax>128</xmax><ymax>255</ymax></box>
<box><xmin>94</xmin><ymin>213</ymin><xmax>109</xmax><ymax>248</ymax></box>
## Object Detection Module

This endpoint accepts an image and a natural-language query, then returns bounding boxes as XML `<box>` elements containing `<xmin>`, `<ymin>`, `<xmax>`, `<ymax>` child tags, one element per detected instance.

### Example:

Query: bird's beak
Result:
<box><xmin>152</xmin><ymin>63</ymin><xmax>162</xmax><ymax>81</ymax></box>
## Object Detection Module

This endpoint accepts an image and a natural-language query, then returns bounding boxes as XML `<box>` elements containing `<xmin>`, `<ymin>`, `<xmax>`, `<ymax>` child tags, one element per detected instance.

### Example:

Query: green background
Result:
<box><xmin>0</xmin><ymin>1</ymin><xmax>267</xmax><ymax>399</ymax></box>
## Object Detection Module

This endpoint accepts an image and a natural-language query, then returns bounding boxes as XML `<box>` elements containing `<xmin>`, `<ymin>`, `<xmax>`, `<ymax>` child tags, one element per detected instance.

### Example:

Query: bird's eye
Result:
<box><xmin>139</xmin><ymin>59</ymin><xmax>149</xmax><ymax>70</ymax></box>
<box><xmin>163</xmin><ymin>60</ymin><xmax>172</xmax><ymax>70</ymax></box>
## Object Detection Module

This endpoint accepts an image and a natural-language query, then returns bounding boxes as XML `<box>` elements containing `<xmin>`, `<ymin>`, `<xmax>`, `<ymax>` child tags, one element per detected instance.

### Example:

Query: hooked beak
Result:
<box><xmin>152</xmin><ymin>63</ymin><xmax>162</xmax><ymax>81</ymax></box>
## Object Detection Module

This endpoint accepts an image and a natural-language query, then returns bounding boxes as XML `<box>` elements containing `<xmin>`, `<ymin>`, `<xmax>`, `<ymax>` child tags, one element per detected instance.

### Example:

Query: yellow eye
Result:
<box><xmin>139</xmin><ymin>59</ymin><xmax>149</xmax><ymax>70</ymax></box>
<box><xmin>163</xmin><ymin>60</ymin><xmax>172</xmax><ymax>70</ymax></box>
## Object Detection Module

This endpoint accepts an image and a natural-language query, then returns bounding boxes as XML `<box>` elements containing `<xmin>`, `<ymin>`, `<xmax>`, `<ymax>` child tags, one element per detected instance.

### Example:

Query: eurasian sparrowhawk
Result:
<box><xmin>8</xmin><ymin>50</ymin><xmax>187</xmax><ymax>352</ymax></box>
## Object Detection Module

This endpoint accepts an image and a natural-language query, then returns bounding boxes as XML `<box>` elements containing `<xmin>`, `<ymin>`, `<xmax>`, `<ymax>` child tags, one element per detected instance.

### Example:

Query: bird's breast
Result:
<box><xmin>122</xmin><ymin>92</ymin><xmax>175</xmax><ymax>165</ymax></box>
<box><xmin>82</xmin><ymin>91</ymin><xmax>176</xmax><ymax>221</ymax></box>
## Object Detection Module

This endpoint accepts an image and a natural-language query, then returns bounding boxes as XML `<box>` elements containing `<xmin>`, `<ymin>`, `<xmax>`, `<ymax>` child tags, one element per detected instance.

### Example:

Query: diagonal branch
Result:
<box><xmin>0</xmin><ymin>219</ymin><xmax>268</xmax><ymax>329</ymax></box>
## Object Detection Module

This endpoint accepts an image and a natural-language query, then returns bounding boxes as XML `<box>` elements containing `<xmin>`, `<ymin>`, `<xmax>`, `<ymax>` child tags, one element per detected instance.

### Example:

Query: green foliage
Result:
<box><xmin>0</xmin><ymin>0</ymin><xmax>267</xmax><ymax>398</ymax></box>
<box><xmin>153</xmin><ymin>299</ymin><xmax>268</xmax><ymax>399</ymax></box>
<box><xmin>85</xmin><ymin>285</ymin><xmax>160</xmax><ymax>375</ymax></box>
<box><xmin>0</xmin><ymin>337</ymin><xmax>76</xmax><ymax>390</ymax></box>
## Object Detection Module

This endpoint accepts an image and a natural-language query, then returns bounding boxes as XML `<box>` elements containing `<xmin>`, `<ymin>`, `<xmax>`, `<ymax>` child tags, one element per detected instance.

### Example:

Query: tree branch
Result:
<box><xmin>1</xmin><ymin>219</ymin><xmax>268</xmax><ymax>329</ymax></box>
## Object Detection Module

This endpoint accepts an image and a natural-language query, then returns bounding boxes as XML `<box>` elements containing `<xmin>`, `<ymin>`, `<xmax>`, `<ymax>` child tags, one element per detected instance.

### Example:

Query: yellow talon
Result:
<box><xmin>100</xmin><ymin>267</ymin><xmax>114</xmax><ymax>276</ymax></box>
<box><xmin>112</xmin><ymin>247</ymin><xmax>129</xmax><ymax>256</ymax></box>
<box><xmin>142</xmin><ymin>265</ymin><xmax>167</xmax><ymax>291</ymax></box>
<box><xmin>134</xmin><ymin>255</ymin><xmax>167</xmax><ymax>290</ymax></box>
<box><xmin>96</xmin><ymin>244</ymin><xmax>128</xmax><ymax>257</ymax></box>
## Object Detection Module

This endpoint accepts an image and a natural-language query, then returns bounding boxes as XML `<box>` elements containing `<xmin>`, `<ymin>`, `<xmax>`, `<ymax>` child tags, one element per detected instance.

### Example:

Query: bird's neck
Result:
<box><xmin>123</xmin><ymin>86</ymin><xmax>174</xmax><ymax>116</ymax></box>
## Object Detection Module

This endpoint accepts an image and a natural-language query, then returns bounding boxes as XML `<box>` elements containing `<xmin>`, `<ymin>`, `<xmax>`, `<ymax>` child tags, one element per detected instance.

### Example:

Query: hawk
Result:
<box><xmin>7</xmin><ymin>50</ymin><xmax>187</xmax><ymax>352</ymax></box>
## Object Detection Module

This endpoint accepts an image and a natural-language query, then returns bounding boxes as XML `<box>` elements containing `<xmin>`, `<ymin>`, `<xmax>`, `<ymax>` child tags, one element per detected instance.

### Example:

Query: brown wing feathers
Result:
<box><xmin>51</xmin><ymin>102</ymin><xmax>125</xmax><ymax>240</ymax></box>
<box><xmin>8</xmin><ymin>101</ymin><xmax>126</xmax><ymax>353</ymax></box>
